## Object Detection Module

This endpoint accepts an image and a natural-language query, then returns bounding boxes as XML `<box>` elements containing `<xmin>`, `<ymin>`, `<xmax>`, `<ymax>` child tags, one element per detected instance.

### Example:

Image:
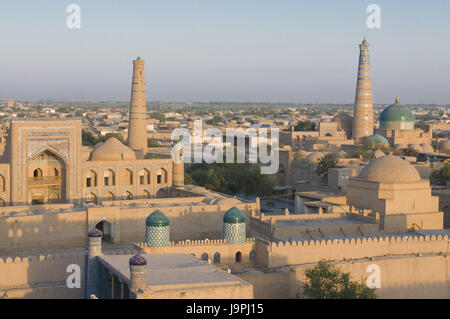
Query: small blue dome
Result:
<box><xmin>368</xmin><ymin>134</ymin><xmax>389</xmax><ymax>145</ymax></box>
<box><xmin>223</xmin><ymin>207</ymin><xmax>245</xmax><ymax>224</ymax></box>
<box><xmin>129</xmin><ymin>254</ymin><xmax>147</xmax><ymax>266</ymax></box>
<box><xmin>136</xmin><ymin>56</ymin><xmax>141</xmax><ymax>60</ymax></box>
<box><xmin>88</xmin><ymin>228</ymin><xmax>103</xmax><ymax>238</ymax></box>
<box><xmin>146</xmin><ymin>210</ymin><xmax>169</xmax><ymax>227</ymax></box>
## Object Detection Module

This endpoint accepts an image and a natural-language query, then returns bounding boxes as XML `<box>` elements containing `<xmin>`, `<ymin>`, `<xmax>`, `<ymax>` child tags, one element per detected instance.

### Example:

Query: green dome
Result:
<box><xmin>223</xmin><ymin>207</ymin><xmax>245</xmax><ymax>224</ymax></box>
<box><xmin>368</xmin><ymin>134</ymin><xmax>389</xmax><ymax>145</ymax></box>
<box><xmin>146</xmin><ymin>210</ymin><xmax>169</xmax><ymax>227</ymax></box>
<box><xmin>136</xmin><ymin>56</ymin><xmax>141</xmax><ymax>60</ymax></box>
<box><xmin>380</xmin><ymin>98</ymin><xmax>414</xmax><ymax>128</ymax></box>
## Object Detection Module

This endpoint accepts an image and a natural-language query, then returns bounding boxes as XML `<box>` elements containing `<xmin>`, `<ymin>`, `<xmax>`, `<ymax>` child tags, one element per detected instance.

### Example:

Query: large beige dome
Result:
<box><xmin>420</xmin><ymin>143</ymin><xmax>434</xmax><ymax>153</ymax></box>
<box><xmin>408</xmin><ymin>144</ymin><xmax>423</xmax><ymax>152</ymax></box>
<box><xmin>306</xmin><ymin>152</ymin><xmax>324</xmax><ymax>164</ymax></box>
<box><xmin>90</xmin><ymin>137</ymin><xmax>136</xmax><ymax>161</ymax></box>
<box><xmin>358</xmin><ymin>155</ymin><xmax>421</xmax><ymax>183</ymax></box>
<box><xmin>438</xmin><ymin>139</ymin><xmax>450</xmax><ymax>151</ymax></box>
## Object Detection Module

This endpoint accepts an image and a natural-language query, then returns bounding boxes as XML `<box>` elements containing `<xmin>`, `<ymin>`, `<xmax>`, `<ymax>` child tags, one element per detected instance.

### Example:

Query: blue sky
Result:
<box><xmin>0</xmin><ymin>1</ymin><xmax>449</xmax><ymax>104</ymax></box>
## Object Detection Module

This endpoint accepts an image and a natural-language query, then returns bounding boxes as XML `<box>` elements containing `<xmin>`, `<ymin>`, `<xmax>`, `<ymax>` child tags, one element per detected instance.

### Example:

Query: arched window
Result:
<box><xmin>54</xmin><ymin>168</ymin><xmax>59</xmax><ymax>177</ymax></box>
<box><xmin>123</xmin><ymin>191</ymin><xmax>133</xmax><ymax>200</ymax></box>
<box><xmin>201</xmin><ymin>253</ymin><xmax>208</xmax><ymax>261</ymax></box>
<box><xmin>139</xmin><ymin>169</ymin><xmax>150</xmax><ymax>185</ymax></box>
<box><xmin>213</xmin><ymin>252</ymin><xmax>221</xmax><ymax>264</ymax></box>
<box><xmin>157</xmin><ymin>168</ymin><xmax>167</xmax><ymax>184</ymax></box>
<box><xmin>104</xmin><ymin>169</ymin><xmax>115</xmax><ymax>186</ymax></box>
<box><xmin>104</xmin><ymin>191</ymin><xmax>115</xmax><ymax>201</ymax></box>
<box><xmin>141</xmin><ymin>189</ymin><xmax>151</xmax><ymax>199</ymax></box>
<box><xmin>33</xmin><ymin>168</ymin><xmax>42</xmax><ymax>179</ymax></box>
<box><xmin>121</xmin><ymin>169</ymin><xmax>133</xmax><ymax>186</ymax></box>
<box><xmin>249</xmin><ymin>250</ymin><xmax>255</xmax><ymax>262</ymax></box>
<box><xmin>86</xmin><ymin>170</ymin><xmax>97</xmax><ymax>187</ymax></box>
<box><xmin>235</xmin><ymin>251</ymin><xmax>242</xmax><ymax>263</ymax></box>
<box><xmin>87</xmin><ymin>192</ymin><xmax>97</xmax><ymax>204</ymax></box>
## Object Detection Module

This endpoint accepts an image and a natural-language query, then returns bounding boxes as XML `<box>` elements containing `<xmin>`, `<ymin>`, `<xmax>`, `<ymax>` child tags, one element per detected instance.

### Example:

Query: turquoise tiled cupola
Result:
<box><xmin>145</xmin><ymin>210</ymin><xmax>170</xmax><ymax>247</ymax></box>
<box><xmin>223</xmin><ymin>207</ymin><xmax>246</xmax><ymax>244</ymax></box>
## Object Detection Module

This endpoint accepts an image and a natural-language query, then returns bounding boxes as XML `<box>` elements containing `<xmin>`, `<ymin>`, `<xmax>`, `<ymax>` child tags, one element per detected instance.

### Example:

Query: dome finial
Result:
<box><xmin>395</xmin><ymin>96</ymin><xmax>400</xmax><ymax>104</ymax></box>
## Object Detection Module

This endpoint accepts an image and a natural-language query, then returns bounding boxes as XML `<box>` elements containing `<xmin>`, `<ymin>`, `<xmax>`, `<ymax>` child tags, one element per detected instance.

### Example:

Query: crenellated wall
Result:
<box><xmin>257</xmin><ymin>234</ymin><xmax>450</xmax><ymax>268</ymax></box>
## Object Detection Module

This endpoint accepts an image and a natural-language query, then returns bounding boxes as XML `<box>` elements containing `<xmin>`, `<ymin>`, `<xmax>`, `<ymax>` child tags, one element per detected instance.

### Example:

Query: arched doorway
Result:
<box><xmin>213</xmin><ymin>252</ymin><xmax>221</xmax><ymax>264</ymax></box>
<box><xmin>235</xmin><ymin>251</ymin><xmax>242</xmax><ymax>263</ymax></box>
<box><xmin>95</xmin><ymin>220</ymin><xmax>113</xmax><ymax>243</ymax></box>
<box><xmin>27</xmin><ymin>150</ymin><xmax>66</xmax><ymax>205</ymax></box>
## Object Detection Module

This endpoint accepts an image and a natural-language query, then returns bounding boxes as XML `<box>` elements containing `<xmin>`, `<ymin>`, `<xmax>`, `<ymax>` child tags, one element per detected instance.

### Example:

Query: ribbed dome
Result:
<box><xmin>90</xmin><ymin>137</ymin><xmax>136</xmax><ymax>161</ymax></box>
<box><xmin>146</xmin><ymin>210</ymin><xmax>169</xmax><ymax>227</ymax></box>
<box><xmin>368</xmin><ymin>134</ymin><xmax>389</xmax><ymax>145</ymax></box>
<box><xmin>306</xmin><ymin>152</ymin><xmax>324</xmax><ymax>164</ymax></box>
<box><xmin>408</xmin><ymin>144</ymin><xmax>423</xmax><ymax>152</ymax></box>
<box><xmin>380</xmin><ymin>98</ymin><xmax>414</xmax><ymax>130</ymax></box>
<box><xmin>223</xmin><ymin>207</ymin><xmax>245</xmax><ymax>224</ymax></box>
<box><xmin>420</xmin><ymin>144</ymin><xmax>434</xmax><ymax>153</ymax></box>
<box><xmin>438</xmin><ymin>139</ymin><xmax>450</xmax><ymax>151</ymax></box>
<box><xmin>358</xmin><ymin>155</ymin><xmax>421</xmax><ymax>183</ymax></box>
<box><xmin>333</xmin><ymin>112</ymin><xmax>353</xmax><ymax>121</ymax></box>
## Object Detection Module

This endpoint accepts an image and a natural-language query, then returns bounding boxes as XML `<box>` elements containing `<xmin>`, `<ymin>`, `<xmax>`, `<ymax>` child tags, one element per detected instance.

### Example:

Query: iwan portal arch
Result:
<box><xmin>26</xmin><ymin>149</ymin><xmax>67</xmax><ymax>205</ymax></box>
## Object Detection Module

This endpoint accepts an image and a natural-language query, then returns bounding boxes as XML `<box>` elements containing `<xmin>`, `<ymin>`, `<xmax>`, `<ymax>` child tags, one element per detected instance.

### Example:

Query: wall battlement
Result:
<box><xmin>257</xmin><ymin>232</ymin><xmax>450</xmax><ymax>268</ymax></box>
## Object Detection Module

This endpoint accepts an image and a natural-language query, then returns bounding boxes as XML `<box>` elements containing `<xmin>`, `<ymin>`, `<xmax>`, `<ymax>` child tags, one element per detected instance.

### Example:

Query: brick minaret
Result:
<box><xmin>352</xmin><ymin>38</ymin><xmax>374</xmax><ymax>142</ymax></box>
<box><xmin>128</xmin><ymin>57</ymin><xmax>148</xmax><ymax>156</ymax></box>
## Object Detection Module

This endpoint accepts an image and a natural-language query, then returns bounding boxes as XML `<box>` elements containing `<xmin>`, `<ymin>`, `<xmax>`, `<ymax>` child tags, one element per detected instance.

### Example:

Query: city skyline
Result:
<box><xmin>0</xmin><ymin>1</ymin><xmax>449</xmax><ymax>104</ymax></box>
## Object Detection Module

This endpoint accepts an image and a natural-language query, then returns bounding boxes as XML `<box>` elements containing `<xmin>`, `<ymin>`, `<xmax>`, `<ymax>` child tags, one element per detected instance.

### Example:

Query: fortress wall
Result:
<box><xmin>258</xmin><ymin>235</ymin><xmax>450</xmax><ymax>268</ymax></box>
<box><xmin>0</xmin><ymin>251</ymin><xmax>85</xmax><ymax>298</ymax></box>
<box><xmin>292</xmin><ymin>254</ymin><xmax>450</xmax><ymax>299</ymax></box>
<box><xmin>237</xmin><ymin>271</ymin><xmax>291</xmax><ymax>299</ymax></box>
<box><xmin>136</xmin><ymin>238</ymin><xmax>255</xmax><ymax>265</ymax></box>
<box><xmin>0</xmin><ymin>210</ymin><xmax>87</xmax><ymax>253</ymax></box>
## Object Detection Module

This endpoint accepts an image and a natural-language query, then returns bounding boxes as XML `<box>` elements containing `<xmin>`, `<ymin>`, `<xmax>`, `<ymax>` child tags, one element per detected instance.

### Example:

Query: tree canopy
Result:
<box><xmin>303</xmin><ymin>261</ymin><xmax>377</xmax><ymax>299</ymax></box>
<box><xmin>315</xmin><ymin>153</ymin><xmax>338</xmax><ymax>179</ymax></box>
<box><xmin>293</xmin><ymin>120</ymin><xmax>316</xmax><ymax>132</ymax></box>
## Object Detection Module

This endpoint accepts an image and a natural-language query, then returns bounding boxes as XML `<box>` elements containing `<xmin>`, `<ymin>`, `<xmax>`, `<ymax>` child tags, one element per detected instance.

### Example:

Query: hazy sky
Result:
<box><xmin>0</xmin><ymin>1</ymin><xmax>449</xmax><ymax>104</ymax></box>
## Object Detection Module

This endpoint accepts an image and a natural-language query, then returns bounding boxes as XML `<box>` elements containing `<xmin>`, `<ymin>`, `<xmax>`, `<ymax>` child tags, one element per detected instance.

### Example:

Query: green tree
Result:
<box><xmin>315</xmin><ymin>154</ymin><xmax>338</xmax><ymax>179</ymax></box>
<box><xmin>82</xmin><ymin>130</ymin><xmax>97</xmax><ymax>146</ymax></box>
<box><xmin>147</xmin><ymin>138</ymin><xmax>160</xmax><ymax>147</ymax></box>
<box><xmin>293</xmin><ymin>120</ymin><xmax>316</xmax><ymax>132</ymax></box>
<box><xmin>303</xmin><ymin>261</ymin><xmax>377</xmax><ymax>299</ymax></box>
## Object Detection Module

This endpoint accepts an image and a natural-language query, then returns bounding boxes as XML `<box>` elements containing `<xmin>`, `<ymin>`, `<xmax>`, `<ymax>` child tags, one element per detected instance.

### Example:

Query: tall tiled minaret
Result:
<box><xmin>352</xmin><ymin>38</ymin><xmax>374</xmax><ymax>142</ymax></box>
<box><xmin>128</xmin><ymin>56</ymin><xmax>148</xmax><ymax>156</ymax></box>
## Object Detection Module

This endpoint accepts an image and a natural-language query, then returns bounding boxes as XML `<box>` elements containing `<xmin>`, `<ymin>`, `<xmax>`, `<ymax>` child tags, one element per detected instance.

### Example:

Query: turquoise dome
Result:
<box><xmin>223</xmin><ymin>207</ymin><xmax>245</xmax><ymax>224</ymax></box>
<box><xmin>380</xmin><ymin>97</ymin><xmax>414</xmax><ymax>130</ymax></box>
<box><xmin>146</xmin><ymin>210</ymin><xmax>169</xmax><ymax>227</ymax></box>
<box><xmin>368</xmin><ymin>134</ymin><xmax>389</xmax><ymax>145</ymax></box>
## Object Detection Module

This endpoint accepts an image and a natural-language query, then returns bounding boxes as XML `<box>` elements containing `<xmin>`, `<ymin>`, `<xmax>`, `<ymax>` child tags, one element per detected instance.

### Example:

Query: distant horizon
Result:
<box><xmin>1</xmin><ymin>1</ymin><xmax>449</xmax><ymax>104</ymax></box>
<box><xmin>2</xmin><ymin>99</ymin><xmax>448</xmax><ymax>107</ymax></box>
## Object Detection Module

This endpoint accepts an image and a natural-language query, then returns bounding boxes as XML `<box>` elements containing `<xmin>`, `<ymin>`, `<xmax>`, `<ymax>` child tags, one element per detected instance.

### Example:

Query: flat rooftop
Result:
<box><xmin>275</xmin><ymin>217</ymin><xmax>369</xmax><ymax>228</ymax></box>
<box><xmin>99</xmin><ymin>253</ymin><xmax>250</xmax><ymax>290</ymax></box>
